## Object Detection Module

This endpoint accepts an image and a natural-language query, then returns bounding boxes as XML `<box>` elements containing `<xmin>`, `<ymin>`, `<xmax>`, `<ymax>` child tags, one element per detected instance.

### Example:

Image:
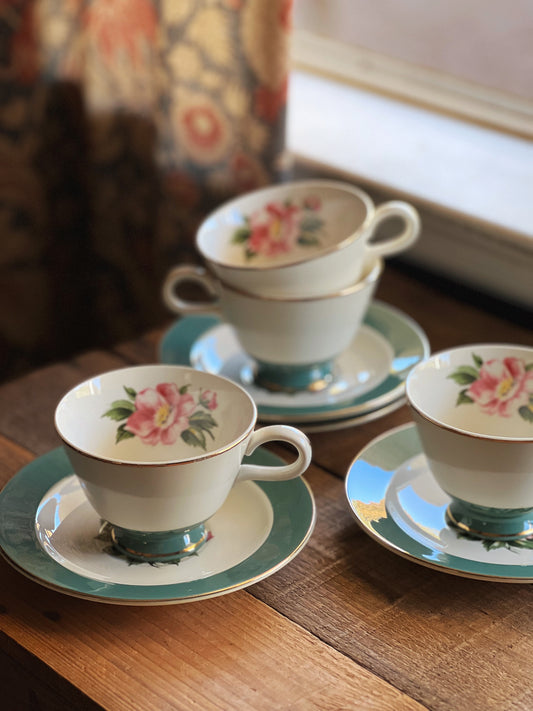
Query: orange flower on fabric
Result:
<box><xmin>182</xmin><ymin>106</ymin><xmax>223</xmax><ymax>151</ymax></box>
<box><xmin>82</xmin><ymin>0</ymin><xmax>158</xmax><ymax>68</ymax></box>
<box><xmin>175</xmin><ymin>98</ymin><xmax>230</xmax><ymax>164</ymax></box>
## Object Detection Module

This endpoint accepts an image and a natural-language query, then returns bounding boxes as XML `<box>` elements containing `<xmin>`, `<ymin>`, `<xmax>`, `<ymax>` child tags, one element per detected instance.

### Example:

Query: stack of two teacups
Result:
<box><xmin>163</xmin><ymin>180</ymin><xmax>421</xmax><ymax>394</ymax></box>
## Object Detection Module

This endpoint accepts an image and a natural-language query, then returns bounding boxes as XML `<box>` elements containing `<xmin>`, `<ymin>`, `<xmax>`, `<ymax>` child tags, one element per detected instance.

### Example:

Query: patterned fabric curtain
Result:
<box><xmin>0</xmin><ymin>0</ymin><xmax>292</xmax><ymax>381</ymax></box>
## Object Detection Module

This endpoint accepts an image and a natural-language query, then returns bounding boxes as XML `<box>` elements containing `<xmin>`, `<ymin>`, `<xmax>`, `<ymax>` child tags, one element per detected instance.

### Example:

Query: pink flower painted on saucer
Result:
<box><xmin>449</xmin><ymin>353</ymin><xmax>533</xmax><ymax>422</ymax></box>
<box><xmin>231</xmin><ymin>196</ymin><xmax>324</xmax><ymax>259</ymax></box>
<box><xmin>102</xmin><ymin>383</ymin><xmax>219</xmax><ymax>449</ymax></box>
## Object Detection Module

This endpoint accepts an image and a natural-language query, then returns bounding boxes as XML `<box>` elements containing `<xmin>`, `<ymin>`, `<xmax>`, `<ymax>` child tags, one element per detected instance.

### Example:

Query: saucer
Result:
<box><xmin>0</xmin><ymin>448</ymin><xmax>315</xmax><ymax>604</ymax></box>
<box><xmin>298</xmin><ymin>396</ymin><xmax>406</xmax><ymax>433</ymax></box>
<box><xmin>345</xmin><ymin>423</ymin><xmax>533</xmax><ymax>582</ymax></box>
<box><xmin>159</xmin><ymin>300</ymin><xmax>429</xmax><ymax>424</ymax></box>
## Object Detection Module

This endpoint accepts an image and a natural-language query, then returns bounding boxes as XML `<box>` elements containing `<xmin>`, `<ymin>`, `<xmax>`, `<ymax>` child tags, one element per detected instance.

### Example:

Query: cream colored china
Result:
<box><xmin>162</xmin><ymin>260</ymin><xmax>382</xmax><ymax>391</ymax></box>
<box><xmin>196</xmin><ymin>179</ymin><xmax>419</xmax><ymax>297</ymax></box>
<box><xmin>406</xmin><ymin>344</ymin><xmax>533</xmax><ymax>540</ymax></box>
<box><xmin>54</xmin><ymin>364</ymin><xmax>311</xmax><ymax>561</ymax></box>
<box><xmin>0</xmin><ymin>447</ymin><xmax>316</xmax><ymax>604</ymax></box>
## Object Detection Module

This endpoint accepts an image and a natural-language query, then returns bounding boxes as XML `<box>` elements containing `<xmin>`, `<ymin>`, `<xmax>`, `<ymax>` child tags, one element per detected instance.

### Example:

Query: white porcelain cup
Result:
<box><xmin>195</xmin><ymin>179</ymin><xmax>419</xmax><ymax>298</ymax></box>
<box><xmin>162</xmin><ymin>260</ymin><xmax>382</xmax><ymax>392</ymax></box>
<box><xmin>55</xmin><ymin>364</ymin><xmax>312</xmax><ymax>562</ymax></box>
<box><xmin>406</xmin><ymin>344</ymin><xmax>533</xmax><ymax>541</ymax></box>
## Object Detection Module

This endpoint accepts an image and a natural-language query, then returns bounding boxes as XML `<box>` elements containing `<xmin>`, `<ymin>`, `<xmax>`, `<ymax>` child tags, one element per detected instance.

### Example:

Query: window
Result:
<box><xmin>289</xmin><ymin>0</ymin><xmax>533</xmax><ymax>309</ymax></box>
<box><xmin>292</xmin><ymin>0</ymin><xmax>533</xmax><ymax>137</ymax></box>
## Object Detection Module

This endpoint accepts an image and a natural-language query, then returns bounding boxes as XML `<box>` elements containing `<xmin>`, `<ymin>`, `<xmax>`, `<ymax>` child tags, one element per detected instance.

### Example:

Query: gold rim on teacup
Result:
<box><xmin>214</xmin><ymin>258</ymin><xmax>383</xmax><ymax>302</ymax></box>
<box><xmin>197</xmin><ymin>180</ymin><xmax>377</xmax><ymax>271</ymax></box>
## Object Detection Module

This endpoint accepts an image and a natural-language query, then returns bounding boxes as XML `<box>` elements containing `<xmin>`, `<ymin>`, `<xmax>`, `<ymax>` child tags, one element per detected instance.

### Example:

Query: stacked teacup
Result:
<box><xmin>163</xmin><ymin>180</ymin><xmax>421</xmax><ymax>394</ymax></box>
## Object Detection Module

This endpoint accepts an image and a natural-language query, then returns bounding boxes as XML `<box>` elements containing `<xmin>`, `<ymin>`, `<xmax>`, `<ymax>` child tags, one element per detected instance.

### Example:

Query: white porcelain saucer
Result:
<box><xmin>0</xmin><ymin>448</ymin><xmax>315</xmax><ymax>604</ymax></box>
<box><xmin>191</xmin><ymin>323</ymin><xmax>393</xmax><ymax>409</ymax></box>
<box><xmin>159</xmin><ymin>300</ymin><xmax>429</xmax><ymax>425</ymax></box>
<box><xmin>299</xmin><ymin>397</ymin><xmax>406</xmax><ymax>433</ymax></box>
<box><xmin>346</xmin><ymin>423</ymin><xmax>533</xmax><ymax>582</ymax></box>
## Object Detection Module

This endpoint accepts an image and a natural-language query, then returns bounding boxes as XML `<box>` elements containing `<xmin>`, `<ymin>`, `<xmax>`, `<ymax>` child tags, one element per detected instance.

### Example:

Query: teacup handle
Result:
<box><xmin>162</xmin><ymin>265</ymin><xmax>221</xmax><ymax>315</ymax></box>
<box><xmin>236</xmin><ymin>425</ymin><xmax>312</xmax><ymax>483</ymax></box>
<box><xmin>364</xmin><ymin>200</ymin><xmax>420</xmax><ymax>259</ymax></box>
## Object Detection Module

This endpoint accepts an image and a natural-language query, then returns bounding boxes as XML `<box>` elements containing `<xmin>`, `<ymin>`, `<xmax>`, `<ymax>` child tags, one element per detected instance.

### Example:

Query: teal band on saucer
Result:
<box><xmin>446</xmin><ymin>498</ymin><xmax>533</xmax><ymax>541</ymax></box>
<box><xmin>254</xmin><ymin>359</ymin><xmax>333</xmax><ymax>393</ymax></box>
<box><xmin>110</xmin><ymin>523</ymin><xmax>209</xmax><ymax>563</ymax></box>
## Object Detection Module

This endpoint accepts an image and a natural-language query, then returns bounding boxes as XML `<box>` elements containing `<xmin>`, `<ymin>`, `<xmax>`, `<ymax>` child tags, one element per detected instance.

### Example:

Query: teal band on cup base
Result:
<box><xmin>110</xmin><ymin>523</ymin><xmax>209</xmax><ymax>563</ymax></box>
<box><xmin>446</xmin><ymin>498</ymin><xmax>533</xmax><ymax>541</ymax></box>
<box><xmin>254</xmin><ymin>359</ymin><xmax>334</xmax><ymax>393</ymax></box>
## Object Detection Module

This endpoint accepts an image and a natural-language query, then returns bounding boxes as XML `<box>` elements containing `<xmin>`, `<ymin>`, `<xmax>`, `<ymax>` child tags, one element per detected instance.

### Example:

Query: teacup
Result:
<box><xmin>54</xmin><ymin>364</ymin><xmax>312</xmax><ymax>562</ymax></box>
<box><xmin>406</xmin><ymin>344</ymin><xmax>533</xmax><ymax>540</ymax></box>
<box><xmin>196</xmin><ymin>179</ymin><xmax>419</xmax><ymax>298</ymax></box>
<box><xmin>162</xmin><ymin>260</ymin><xmax>383</xmax><ymax>393</ymax></box>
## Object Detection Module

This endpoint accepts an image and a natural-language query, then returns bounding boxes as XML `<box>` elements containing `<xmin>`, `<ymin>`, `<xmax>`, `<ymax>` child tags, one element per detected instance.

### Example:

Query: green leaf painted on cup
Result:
<box><xmin>447</xmin><ymin>366</ymin><xmax>479</xmax><ymax>385</ymax></box>
<box><xmin>456</xmin><ymin>389</ymin><xmax>474</xmax><ymax>406</ymax></box>
<box><xmin>103</xmin><ymin>407</ymin><xmax>135</xmax><ymax>422</ymax></box>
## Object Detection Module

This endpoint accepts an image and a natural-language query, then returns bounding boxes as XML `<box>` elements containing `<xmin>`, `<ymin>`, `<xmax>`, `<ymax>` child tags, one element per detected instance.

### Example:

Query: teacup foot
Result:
<box><xmin>253</xmin><ymin>359</ymin><xmax>334</xmax><ymax>393</ymax></box>
<box><xmin>109</xmin><ymin>523</ymin><xmax>210</xmax><ymax>563</ymax></box>
<box><xmin>446</xmin><ymin>499</ymin><xmax>533</xmax><ymax>541</ymax></box>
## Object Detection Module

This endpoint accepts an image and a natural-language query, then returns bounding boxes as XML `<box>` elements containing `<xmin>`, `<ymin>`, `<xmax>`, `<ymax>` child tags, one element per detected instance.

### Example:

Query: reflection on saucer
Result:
<box><xmin>346</xmin><ymin>423</ymin><xmax>533</xmax><ymax>582</ymax></box>
<box><xmin>36</xmin><ymin>475</ymin><xmax>274</xmax><ymax>585</ymax></box>
<box><xmin>159</xmin><ymin>300</ymin><xmax>430</xmax><ymax>426</ymax></box>
<box><xmin>190</xmin><ymin>323</ymin><xmax>393</xmax><ymax>408</ymax></box>
<box><xmin>0</xmin><ymin>447</ymin><xmax>316</xmax><ymax>605</ymax></box>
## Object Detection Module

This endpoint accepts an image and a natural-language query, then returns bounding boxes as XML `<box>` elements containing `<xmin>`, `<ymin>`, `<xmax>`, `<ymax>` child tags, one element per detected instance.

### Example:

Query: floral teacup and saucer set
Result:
<box><xmin>346</xmin><ymin>344</ymin><xmax>533</xmax><ymax>582</ymax></box>
<box><xmin>161</xmin><ymin>179</ymin><xmax>428</xmax><ymax>431</ymax></box>
<box><xmin>0</xmin><ymin>365</ymin><xmax>315</xmax><ymax>604</ymax></box>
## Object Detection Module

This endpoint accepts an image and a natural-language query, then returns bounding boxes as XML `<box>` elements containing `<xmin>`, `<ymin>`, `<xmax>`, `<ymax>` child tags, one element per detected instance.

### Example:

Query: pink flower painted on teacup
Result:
<box><xmin>200</xmin><ymin>389</ymin><xmax>218</xmax><ymax>410</ymax></box>
<box><xmin>449</xmin><ymin>353</ymin><xmax>533</xmax><ymax>422</ymax></box>
<box><xmin>247</xmin><ymin>202</ymin><xmax>300</xmax><ymax>257</ymax></box>
<box><xmin>125</xmin><ymin>384</ymin><xmax>195</xmax><ymax>446</ymax></box>
<box><xmin>303</xmin><ymin>195</ymin><xmax>321</xmax><ymax>211</ymax></box>
<box><xmin>468</xmin><ymin>358</ymin><xmax>533</xmax><ymax>416</ymax></box>
<box><xmin>231</xmin><ymin>196</ymin><xmax>325</xmax><ymax>259</ymax></box>
<box><xmin>102</xmin><ymin>383</ymin><xmax>219</xmax><ymax>449</ymax></box>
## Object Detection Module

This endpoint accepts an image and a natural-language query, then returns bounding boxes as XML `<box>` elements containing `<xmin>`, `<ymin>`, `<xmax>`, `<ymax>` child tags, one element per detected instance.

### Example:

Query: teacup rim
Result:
<box><xmin>196</xmin><ymin>178</ymin><xmax>375</xmax><ymax>271</ymax></box>
<box><xmin>406</xmin><ymin>343</ymin><xmax>533</xmax><ymax>443</ymax></box>
<box><xmin>54</xmin><ymin>364</ymin><xmax>259</xmax><ymax>466</ymax></box>
<box><xmin>215</xmin><ymin>258</ymin><xmax>383</xmax><ymax>302</ymax></box>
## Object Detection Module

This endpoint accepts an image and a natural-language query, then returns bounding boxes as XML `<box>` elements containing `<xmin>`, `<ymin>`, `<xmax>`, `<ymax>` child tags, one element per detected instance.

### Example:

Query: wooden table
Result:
<box><xmin>0</xmin><ymin>265</ymin><xmax>531</xmax><ymax>711</ymax></box>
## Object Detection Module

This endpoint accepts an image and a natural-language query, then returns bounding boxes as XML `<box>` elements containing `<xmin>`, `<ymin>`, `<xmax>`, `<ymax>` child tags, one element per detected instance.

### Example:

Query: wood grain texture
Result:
<box><xmin>0</xmin><ymin>352</ymin><xmax>125</xmax><ymax>456</ymax></box>
<box><xmin>0</xmin><ymin>574</ymin><xmax>427</xmax><ymax>711</ymax></box>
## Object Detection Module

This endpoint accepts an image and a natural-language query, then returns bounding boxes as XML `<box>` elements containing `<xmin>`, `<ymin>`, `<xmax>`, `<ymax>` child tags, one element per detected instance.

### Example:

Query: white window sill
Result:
<box><xmin>287</xmin><ymin>70</ymin><xmax>533</xmax><ymax>310</ymax></box>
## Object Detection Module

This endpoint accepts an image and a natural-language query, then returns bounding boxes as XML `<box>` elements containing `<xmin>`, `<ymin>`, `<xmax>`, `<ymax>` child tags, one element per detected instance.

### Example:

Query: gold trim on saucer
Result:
<box><xmin>445</xmin><ymin>505</ymin><xmax>533</xmax><ymax>540</ymax></box>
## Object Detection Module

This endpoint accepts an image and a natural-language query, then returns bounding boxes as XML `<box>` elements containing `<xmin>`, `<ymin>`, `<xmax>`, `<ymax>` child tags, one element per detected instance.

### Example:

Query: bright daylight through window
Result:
<box><xmin>290</xmin><ymin>0</ymin><xmax>533</xmax><ymax>310</ymax></box>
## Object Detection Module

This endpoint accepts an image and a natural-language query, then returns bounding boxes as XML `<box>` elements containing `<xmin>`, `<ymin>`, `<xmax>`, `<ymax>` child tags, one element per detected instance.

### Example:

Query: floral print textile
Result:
<box><xmin>0</xmin><ymin>0</ymin><xmax>292</xmax><ymax>381</ymax></box>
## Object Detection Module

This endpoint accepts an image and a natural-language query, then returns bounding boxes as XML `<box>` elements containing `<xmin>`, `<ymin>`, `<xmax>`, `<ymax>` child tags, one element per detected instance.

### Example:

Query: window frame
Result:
<box><xmin>287</xmin><ymin>31</ymin><xmax>533</xmax><ymax>311</ymax></box>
